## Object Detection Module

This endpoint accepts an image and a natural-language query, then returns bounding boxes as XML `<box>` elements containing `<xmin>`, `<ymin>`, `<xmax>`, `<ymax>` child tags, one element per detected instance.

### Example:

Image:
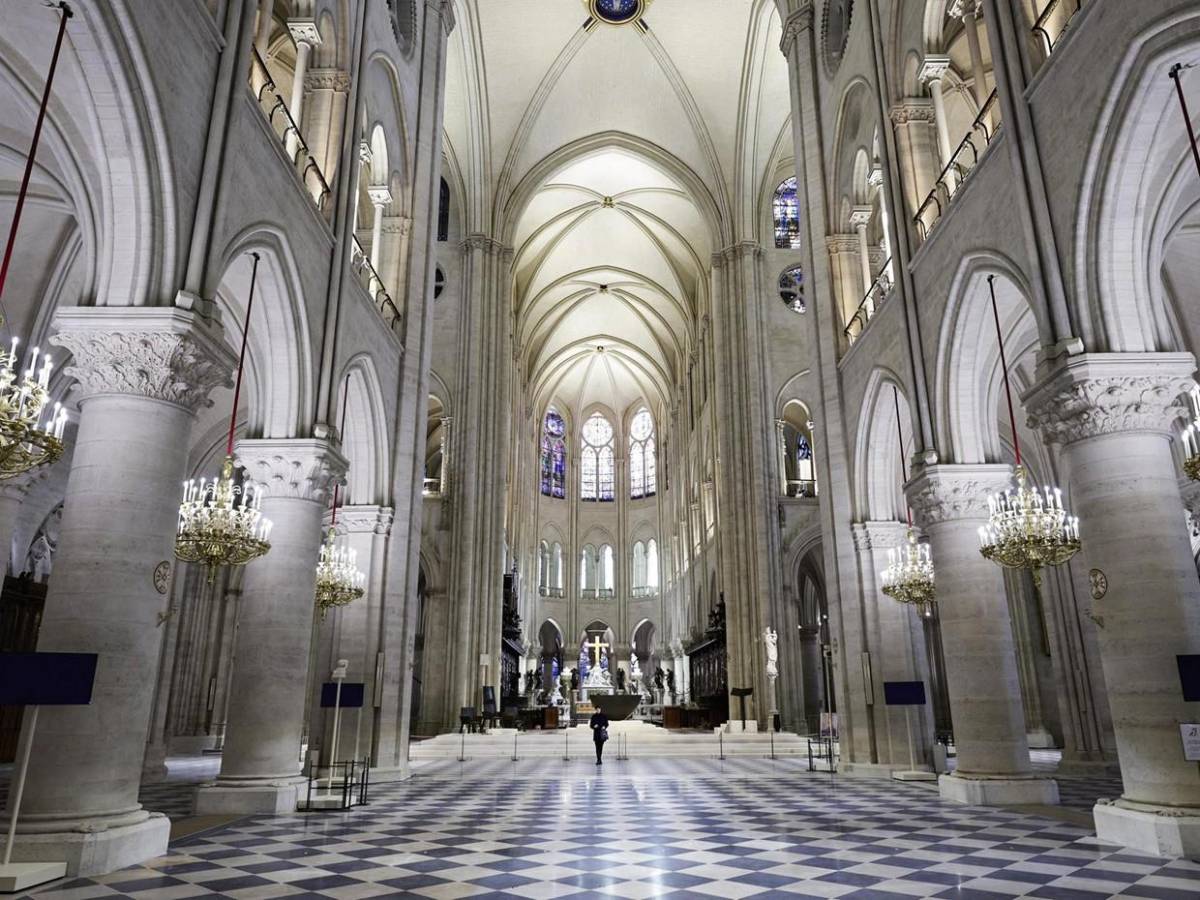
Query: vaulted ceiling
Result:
<box><xmin>443</xmin><ymin>0</ymin><xmax>792</xmax><ymax>420</ymax></box>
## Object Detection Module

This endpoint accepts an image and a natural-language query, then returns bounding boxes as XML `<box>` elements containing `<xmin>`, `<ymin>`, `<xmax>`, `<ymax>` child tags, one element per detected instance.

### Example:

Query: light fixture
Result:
<box><xmin>0</xmin><ymin>2</ymin><xmax>72</xmax><ymax>480</ymax></box>
<box><xmin>315</xmin><ymin>377</ymin><xmax>365</xmax><ymax>615</ymax></box>
<box><xmin>879</xmin><ymin>385</ymin><xmax>936</xmax><ymax>617</ymax></box>
<box><xmin>1180</xmin><ymin>386</ymin><xmax>1200</xmax><ymax>481</ymax></box>
<box><xmin>976</xmin><ymin>275</ymin><xmax>1080</xmax><ymax>586</ymax></box>
<box><xmin>175</xmin><ymin>253</ymin><xmax>272</xmax><ymax>581</ymax></box>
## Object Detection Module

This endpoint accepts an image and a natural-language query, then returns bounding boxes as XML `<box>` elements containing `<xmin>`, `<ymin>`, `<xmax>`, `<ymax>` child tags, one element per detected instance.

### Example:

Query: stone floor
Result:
<box><xmin>21</xmin><ymin>756</ymin><xmax>1200</xmax><ymax>899</ymax></box>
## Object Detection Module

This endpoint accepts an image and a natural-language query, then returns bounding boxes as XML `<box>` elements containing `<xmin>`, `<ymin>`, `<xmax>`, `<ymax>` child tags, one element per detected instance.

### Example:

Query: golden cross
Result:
<box><xmin>587</xmin><ymin>634</ymin><xmax>609</xmax><ymax>667</ymax></box>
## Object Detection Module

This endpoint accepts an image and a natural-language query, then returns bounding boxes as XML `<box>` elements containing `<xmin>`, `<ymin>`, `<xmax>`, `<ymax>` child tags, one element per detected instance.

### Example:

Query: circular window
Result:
<box><xmin>589</xmin><ymin>0</ymin><xmax>645</xmax><ymax>26</ymax></box>
<box><xmin>822</xmin><ymin>0</ymin><xmax>854</xmax><ymax>75</ymax></box>
<box><xmin>779</xmin><ymin>265</ymin><xmax>805</xmax><ymax>314</ymax></box>
<box><xmin>434</xmin><ymin>266</ymin><xmax>445</xmax><ymax>300</ymax></box>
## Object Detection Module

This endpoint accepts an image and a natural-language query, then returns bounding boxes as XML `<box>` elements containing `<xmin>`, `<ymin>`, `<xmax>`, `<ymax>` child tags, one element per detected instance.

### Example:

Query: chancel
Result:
<box><xmin>3</xmin><ymin>0</ymin><xmax>1200</xmax><ymax>895</ymax></box>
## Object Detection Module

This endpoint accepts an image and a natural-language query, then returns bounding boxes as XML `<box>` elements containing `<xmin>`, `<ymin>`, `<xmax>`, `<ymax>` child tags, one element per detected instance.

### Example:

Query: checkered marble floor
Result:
<box><xmin>28</xmin><ymin>758</ymin><xmax>1200</xmax><ymax>899</ymax></box>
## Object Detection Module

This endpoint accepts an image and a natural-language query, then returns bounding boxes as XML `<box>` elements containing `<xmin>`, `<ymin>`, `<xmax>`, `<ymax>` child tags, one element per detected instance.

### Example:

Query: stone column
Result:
<box><xmin>439</xmin><ymin>416</ymin><xmax>452</xmax><ymax>497</ymax></box>
<box><xmin>918</xmin><ymin>56</ymin><xmax>955</xmax><ymax>172</ymax></box>
<box><xmin>799</xmin><ymin>624</ymin><xmax>823</xmax><ymax>733</ymax></box>
<box><xmin>888</xmin><ymin>99</ymin><xmax>939</xmax><ymax>219</ymax></box>
<box><xmin>1025</xmin><ymin>352</ymin><xmax>1200</xmax><ymax>856</ymax></box>
<box><xmin>908</xmin><ymin>463</ymin><xmax>1058</xmax><ymax>805</ymax></box>
<box><xmin>285</xmin><ymin>20</ymin><xmax>321</xmax><ymax>160</ymax></box>
<box><xmin>849</xmin><ymin>207</ymin><xmax>874</xmax><ymax>299</ymax></box>
<box><xmin>0</xmin><ymin>479</ymin><xmax>32</xmax><ymax>574</ymax></box>
<box><xmin>826</xmin><ymin>234</ymin><xmax>864</xmax><ymax>333</ymax></box>
<box><xmin>952</xmin><ymin>0</ymin><xmax>990</xmax><ymax>108</ymax></box>
<box><xmin>249</xmin><ymin>0</ymin><xmax>274</xmax><ymax>94</ymax></box>
<box><xmin>367</xmin><ymin>186</ymin><xmax>392</xmax><ymax>291</ymax></box>
<box><xmin>852</xmin><ymin>521</ymin><xmax>936</xmax><ymax>772</ymax></box>
<box><xmin>774</xmin><ymin>418</ymin><xmax>788</xmax><ymax>495</ymax></box>
<box><xmin>2</xmin><ymin>308</ymin><xmax>234</xmax><ymax>875</ymax></box>
<box><xmin>196</xmin><ymin>438</ymin><xmax>347</xmax><ymax>815</ymax></box>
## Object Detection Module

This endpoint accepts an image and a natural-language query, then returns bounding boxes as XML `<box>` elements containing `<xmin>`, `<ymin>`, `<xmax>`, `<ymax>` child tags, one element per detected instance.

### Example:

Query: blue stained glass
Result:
<box><xmin>773</xmin><ymin>177</ymin><xmax>802</xmax><ymax>249</ymax></box>
<box><xmin>541</xmin><ymin>409</ymin><xmax>568</xmax><ymax>499</ymax></box>
<box><xmin>797</xmin><ymin>434</ymin><xmax>813</xmax><ymax>461</ymax></box>
<box><xmin>595</xmin><ymin>0</ymin><xmax>640</xmax><ymax>23</ymax></box>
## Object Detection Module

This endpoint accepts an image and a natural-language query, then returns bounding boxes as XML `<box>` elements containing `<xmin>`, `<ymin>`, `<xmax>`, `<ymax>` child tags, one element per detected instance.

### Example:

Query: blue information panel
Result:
<box><xmin>0</xmin><ymin>652</ymin><xmax>98</xmax><ymax>705</ymax></box>
<box><xmin>321</xmin><ymin>682</ymin><xmax>365</xmax><ymax>708</ymax></box>
<box><xmin>883</xmin><ymin>680</ymin><xmax>926</xmax><ymax>706</ymax></box>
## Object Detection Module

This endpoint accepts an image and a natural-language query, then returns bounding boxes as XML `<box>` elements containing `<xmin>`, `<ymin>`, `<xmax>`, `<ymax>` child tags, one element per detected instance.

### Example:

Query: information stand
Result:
<box><xmin>307</xmin><ymin>676</ymin><xmax>365</xmax><ymax>810</ymax></box>
<box><xmin>0</xmin><ymin>651</ymin><xmax>98</xmax><ymax>893</ymax></box>
<box><xmin>883</xmin><ymin>680</ymin><xmax>936</xmax><ymax>782</ymax></box>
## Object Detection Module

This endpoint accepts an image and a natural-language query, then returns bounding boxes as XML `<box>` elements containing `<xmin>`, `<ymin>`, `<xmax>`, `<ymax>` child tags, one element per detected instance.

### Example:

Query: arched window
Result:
<box><xmin>779</xmin><ymin>265</ymin><xmax>805</xmax><ymax>313</ymax></box>
<box><xmin>632</xmin><ymin>541</ymin><xmax>647</xmax><ymax>589</ymax></box>
<box><xmin>538</xmin><ymin>540</ymin><xmax>549</xmax><ymax>592</ymax></box>
<box><xmin>437</xmin><ymin>177</ymin><xmax>450</xmax><ymax>242</ymax></box>
<box><xmin>551</xmin><ymin>542</ymin><xmax>563</xmax><ymax>591</ymax></box>
<box><xmin>797</xmin><ymin>433</ymin><xmax>814</xmax><ymax>483</ymax></box>
<box><xmin>540</xmin><ymin>408</ymin><xmax>567</xmax><ymax>499</ymax></box>
<box><xmin>629</xmin><ymin>408</ymin><xmax>656</xmax><ymax>499</ymax></box>
<box><xmin>646</xmin><ymin>539</ymin><xmax>659</xmax><ymax>589</ymax></box>
<box><xmin>773</xmin><ymin>177</ymin><xmax>802</xmax><ymax>249</ymax></box>
<box><xmin>581</xmin><ymin>413</ymin><xmax>615</xmax><ymax>502</ymax></box>
<box><xmin>599</xmin><ymin>545</ymin><xmax>615</xmax><ymax>592</ymax></box>
<box><xmin>580</xmin><ymin>544</ymin><xmax>596</xmax><ymax>591</ymax></box>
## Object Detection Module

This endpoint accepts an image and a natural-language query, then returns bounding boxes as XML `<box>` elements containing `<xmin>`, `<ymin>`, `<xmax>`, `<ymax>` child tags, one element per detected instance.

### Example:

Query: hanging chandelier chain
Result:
<box><xmin>0</xmin><ymin>2</ymin><xmax>72</xmax><ymax>321</ymax></box>
<box><xmin>1169</xmin><ymin>64</ymin><xmax>1200</xmax><ymax>181</ymax></box>
<box><xmin>227</xmin><ymin>252</ymin><xmax>260</xmax><ymax>457</ymax></box>
<box><xmin>988</xmin><ymin>274</ymin><xmax>1022</xmax><ymax>468</ymax></box>
<box><xmin>892</xmin><ymin>385</ymin><xmax>912</xmax><ymax>527</ymax></box>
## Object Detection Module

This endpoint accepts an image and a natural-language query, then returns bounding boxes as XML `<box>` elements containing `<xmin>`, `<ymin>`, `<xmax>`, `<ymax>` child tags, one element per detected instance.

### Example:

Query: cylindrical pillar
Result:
<box><xmin>1026</xmin><ymin>353</ymin><xmax>1200</xmax><ymax>856</ymax></box>
<box><xmin>908</xmin><ymin>463</ymin><xmax>1057</xmax><ymax>805</ymax></box>
<box><xmin>956</xmin><ymin>0</ymin><xmax>990</xmax><ymax>107</ymax></box>
<box><xmin>2</xmin><ymin>309</ymin><xmax>234</xmax><ymax>875</ymax></box>
<box><xmin>285</xmin><ymin>21</ymin><xmax>321</xmax><ymax>160</ymax></box>
<box><xmin>195</xmin><ymin>438</ymin><xmax>346</xmax><ymax>815</ymax></box>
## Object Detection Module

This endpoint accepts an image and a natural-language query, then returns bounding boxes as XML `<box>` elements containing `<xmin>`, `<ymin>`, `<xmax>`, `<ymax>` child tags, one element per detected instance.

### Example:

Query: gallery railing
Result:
<box><xmin>1032</xmin><ymin>0</ymin><xmax>1083</xmax><ymax>58</ymax></box>
<box><xmin>843</xmin><ymin>259</ymin><xmax>893</xmax><ymax>347</ymax></box>
<box><xmin>913</xmin><ymin>89</ymin><xmax>1002</xmax><ymax>243</ymax></box>
<box><xmin>350</xmin><ymin>237</ymin><xmax>404</xmax><ymax>337</ymax></box>
<box><xmin>249</xmin><ymin>48</ymin><xmax>331</xmax><ymax>213</ymax></box>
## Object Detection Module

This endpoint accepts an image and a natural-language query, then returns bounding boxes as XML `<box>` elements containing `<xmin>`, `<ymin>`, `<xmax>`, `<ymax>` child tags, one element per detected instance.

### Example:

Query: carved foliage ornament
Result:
<box><xmin>52</xmin><ymin>329</ymin><xmax>233</xmax><ymax>413</ymax></box>
<box><xmin>1026</xmin><ymin>373</ymin><xmax>1193</xmax><ymax>446</ymax></box>
<box><xmin>908</xmin><ymin>475</ymin><xmax>1005</xmax><ymax>526</ymax></box>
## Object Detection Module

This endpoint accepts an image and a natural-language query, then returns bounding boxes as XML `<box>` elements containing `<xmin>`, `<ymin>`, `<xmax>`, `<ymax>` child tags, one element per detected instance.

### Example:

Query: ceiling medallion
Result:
<box><xmin>587</xmin><ymin>0</ymin><xmax>651</xmax><ymax>27</ymax></box>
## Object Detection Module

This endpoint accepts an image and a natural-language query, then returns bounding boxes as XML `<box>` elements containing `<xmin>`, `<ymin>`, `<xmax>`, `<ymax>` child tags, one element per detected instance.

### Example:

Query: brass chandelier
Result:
<box><xmin>976</xmin><ymin>275</ymin><xmax>1080</xmax><ymax>585</ymax></box>
<box><xmin>0</xmin><ymin>3</ymin><xmax>72</xmax><ymax>480</ymax></box>
<box><xmin>1181</xmin><ymin>386</ymin><xmax>1200</xmax><ymax>481</ymax></box>
<box><xmin>175</xmin><ymin>253</ymin><xmax>273</xmax><ymax>581</ymax></box>
<box><xmin>879</xmin><ymin>386</ymin><xmax>937</xmax><ymax>617</ymax></box>
<box><xmin>314</xmin><ymin>379</ymin><xmax>365</xmax><ymax>615</ymax></box>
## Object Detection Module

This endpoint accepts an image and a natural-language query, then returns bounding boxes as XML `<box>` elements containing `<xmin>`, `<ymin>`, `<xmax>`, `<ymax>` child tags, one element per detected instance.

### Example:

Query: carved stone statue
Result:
<box><xmin>763</xmin><ymin>626</ymin><xmax>779</xmax><ymax>678</ymax></box>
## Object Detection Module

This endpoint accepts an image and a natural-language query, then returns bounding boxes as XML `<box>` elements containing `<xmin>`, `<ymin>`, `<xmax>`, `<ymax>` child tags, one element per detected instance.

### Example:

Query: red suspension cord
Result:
<box><xmin>330</xmin><ymin>376</ymin><xmax>350</xmax><ymax>526</ymax></box>
<box><xmin>226</xmin><ymin>253</ymin><xmax>260</xmax><ymax>457</ymax></box>
<box><xmin>1169</xmin><ymin>64</ymin><xmax>1200</xmax><ymax>181</ymax></box>
<box><xmin>0</xmin><ymin>3</ymin><xmax>72</xmax><ymax>320</ymax></box>
<box><xmin>988</xmin><ymin>274</ymin><xmax>1022</xmax><ymax>468</ymax></box>
<box><xmin>892</xmin><ymin>385</ymin><xmax>912</xmax><ymax>527</ymax></box>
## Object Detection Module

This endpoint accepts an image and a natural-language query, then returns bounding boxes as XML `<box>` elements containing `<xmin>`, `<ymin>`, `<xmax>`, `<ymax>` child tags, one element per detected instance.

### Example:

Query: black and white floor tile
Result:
<box><xmin>24</xmin><ymin>757</ymin><xmax>1200</xmax><ymax>899</ymax></box>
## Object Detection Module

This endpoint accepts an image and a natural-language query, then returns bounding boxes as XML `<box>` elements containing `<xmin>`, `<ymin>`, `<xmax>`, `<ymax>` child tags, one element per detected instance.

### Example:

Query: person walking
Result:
<box><xmin>590</xmin><ymin>709</ymin><xmax>610</xmax><ymax>765</ymax></box>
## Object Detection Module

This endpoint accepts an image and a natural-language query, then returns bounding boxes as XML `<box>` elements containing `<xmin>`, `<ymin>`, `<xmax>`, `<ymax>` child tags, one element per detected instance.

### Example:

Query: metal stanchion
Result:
<box><xmin>562</xmin><ymin>726</ymin><xmax>569</xmax><ymax>761</ymax></box>
<box><xmin>718</xmin><ymin>729</ymin><xmax>725</xmax><ymax>760</ymax></box>
<box><xmin>458</xmin><ymin>728</ymin><xmax>466</xmax><ymax>762</ymax></box>
<box><xmin>769</xmin><ymin>728</ymin><xmax>776</xmax><ymax>760</ymax></box>
<box><xmin>512</xmin><ymin>730</ymin><xmax>519</xmax><ymax>762</ymax></box>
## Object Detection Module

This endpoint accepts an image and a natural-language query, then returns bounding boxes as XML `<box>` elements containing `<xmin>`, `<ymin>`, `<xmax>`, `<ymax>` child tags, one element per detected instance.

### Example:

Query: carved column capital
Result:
<box><xmin>234</xmin><ymin>438</ymin><xmax>349</xmax><ymax>504</ymax></box>
<box><xmin>825</xmin><ymin>233</ymin><xmax>860</xmax><ymax>254</ymax></box>
<box><xmin>906</xmin><ymin>463</ymin><xmax>1012</xmax><ymax>526</ymax></box>
<box><xmin>848</xmin><ymin>206</ymin><xmax>873</xmax><ymax>229</ymax></box>
<box><xmin>339</xmin><ymin>504</ymin><xmax>395</xmax><ymax>535</ymax></box>
<box><xmin>889</xmin><ymin>98</ymin><xmax>936</xmax><ymax>125</ymax></box>
<box><xmin>949</xmin><ymin>0</ymin><xmax>982</xmax><ymax>19</ymax></box>
<box><xmin>779</xmin><ymin>4</ymin><xmax>815</xmax><ymax>56</ymax></box>
<box><xmin>367</xmin><ymin>185</ymin><xmax>393</xmax><ymax>207</ymax></box>
<box><xmin>51</xmin><ymin>307</ymin><xmax>236</xmax><ymax>413</ymax></box>
<box><xmin>851</xmin><ymin>520</ymin><xmax>909</xmax><ymax>552</ymax></box>
<box><xmin>918</xmin><ymin>54</ymin><xmax>952</xmax><ymax>84</ymax></box>
<box><xmin>303</xmin><ymin>67</ymin><xmax>350</xmax><ymax>92</ymax></box>
<box><xmin>287</xmin><ymin>19</ymin><xmax>322</xmax><ymax>47</ymax></box>
<box><xmin>1023</xmin><ymin>353</ymin><xmax>1195</xmax><ymax>446</ymax></box>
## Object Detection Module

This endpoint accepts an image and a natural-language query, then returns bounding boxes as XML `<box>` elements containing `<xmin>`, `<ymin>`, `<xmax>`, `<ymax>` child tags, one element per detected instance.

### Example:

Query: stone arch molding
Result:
<box><xmin>853</xmin><ymin>367</ymin><xmax>912</xmax><ymax>522</ymax></box>
<box><xmin>934</xmin><ymin>251</ymin><xmax>1045</xmax><ymax>465</ymax></box>
<box><xmin>211</xmin><ymin>225</ymin><xmax>316</xmax><ymax>440</ymax></box>
<box><xmin>338</xmin><ymin>353</ymin><xmax>391</xmax><ymax>506</ymax></box>
<box><xmin>1076</xmin><ymin>8</ymin><xmax>1200</xmax><ymax>354</ymax></box>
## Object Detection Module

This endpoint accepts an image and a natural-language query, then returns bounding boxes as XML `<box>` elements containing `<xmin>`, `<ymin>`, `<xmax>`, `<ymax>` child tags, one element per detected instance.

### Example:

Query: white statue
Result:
<box><xmin>763</xmin><ymin>627</ymin><xmax>779</xmax><ymax>678</ymax></box>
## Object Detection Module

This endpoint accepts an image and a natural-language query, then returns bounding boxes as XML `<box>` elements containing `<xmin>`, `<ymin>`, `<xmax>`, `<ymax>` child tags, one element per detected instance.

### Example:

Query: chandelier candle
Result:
<box><xmin>0</xmin><ymin>336</ymin><xmax>65</xmax><ymax>478</ymax></box>
<box><xmin>879</xmin><ymin>385</ymin><xmax>936</xmax><ymax>616</ymax></box>
<box><xmin>174</xmin><ymin>252</ymin><xmax>273</xmax><ymax>580</ymax></box>
<box><xmin>976</xmin><ymin>275</ymin><xmax>1080</xmax><ymax>582</ymax></box>
<box><xmin>314</xmin><ymin>377</ymin><xmax>365</xmax><ymax>615</ymax></box>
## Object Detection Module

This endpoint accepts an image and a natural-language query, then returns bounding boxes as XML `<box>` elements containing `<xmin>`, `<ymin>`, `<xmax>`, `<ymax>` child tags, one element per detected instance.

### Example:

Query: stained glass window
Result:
<box><xmin>797</xmin><ymin>433</ymin><xmax>814</xmax><ymax>483</ymax></box>
<box><xmin>581</xmin><ymin>413</ymin><xmax>615</xmax><ymax>502</ymax></box>
<box><xmin>779</xmin><ymin>265</ymin><xmax>805</xmax><ymax>313</ymax></box>
<box><xmin>599</xmin><ymin>545</ymin><xmax>614</xmax><ymax>589</ymax></box>
<box><xmin>629</xmin><ymin>408</ymin><xmax>656</xmax><ymax>498</ymax></box>
<box><xmin>593</xmin><ymin>0</ymin><xmax>641</xmax><ymax>24</ymax></box>
<box><xmin>646</xmin><ymin>539</ymin><xmax>659</xmax><ymax>589</ymax></box>
<box><xmin>540</xmin><ymin>409</ymin><xmax>566</xmax><ymax>498</ymax></box>
<box><xmin>773</xmin><ymin>177</ymin><xmax>802</xmax><ymax>249</ymax></box>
